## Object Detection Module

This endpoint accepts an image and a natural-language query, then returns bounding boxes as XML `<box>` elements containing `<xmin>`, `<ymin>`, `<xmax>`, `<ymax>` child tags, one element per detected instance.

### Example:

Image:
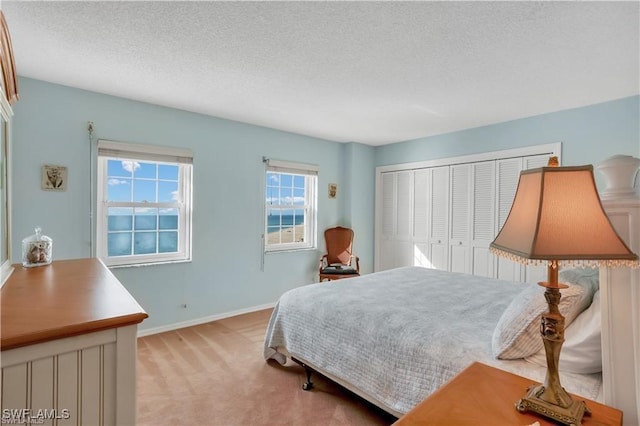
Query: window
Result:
<box><xmin>265</xmin><ymin>159</ymin><xmax>317</xmax><ymax>252</ymax></box>
<box><xmin>97</xmin><ymin>140</ymin><xmax>193</xmax><ymax>267</ymax></box>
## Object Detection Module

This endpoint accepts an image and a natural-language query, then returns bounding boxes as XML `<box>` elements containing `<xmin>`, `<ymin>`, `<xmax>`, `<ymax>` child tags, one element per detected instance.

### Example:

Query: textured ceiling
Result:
<box><xmin>3</xmin><ymin>1</ymin><xmax>639</xmax><ymax>146</ymax></box>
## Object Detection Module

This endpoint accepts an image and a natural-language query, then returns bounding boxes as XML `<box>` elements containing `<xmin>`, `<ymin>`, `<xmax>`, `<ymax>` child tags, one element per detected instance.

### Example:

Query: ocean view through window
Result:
<box><xmin>97</xmin><ymin>140</ymin><xmax>193</xmax><ymax>267</ymax></box>
<box><xmin>264</xmin><ymin>159</ymin><xmax>317</xmax><ymax>252</ymax></box>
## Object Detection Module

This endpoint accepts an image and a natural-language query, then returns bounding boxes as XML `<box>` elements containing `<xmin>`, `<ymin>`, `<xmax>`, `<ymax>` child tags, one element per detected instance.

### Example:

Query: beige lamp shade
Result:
<box><xmin>490</xmin><ymin>165</ymin><xmax>638</xmax><ymax>266</ymax></box>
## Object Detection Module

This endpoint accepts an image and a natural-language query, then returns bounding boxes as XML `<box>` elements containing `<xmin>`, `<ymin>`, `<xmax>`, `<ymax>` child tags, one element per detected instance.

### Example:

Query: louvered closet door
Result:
<box><xmin>429</xmin><ymin>167</ymin><xmax>449</xmax><ymax>270</ymax></box>
<box><xmin>449</xmin><ymin>164</ymin><xmax>471</xmax><ymax>274</ymax></box>
<box><xmin>379</xmin><ymin>172</ymin><xmax>396</xmax><ymax>271</ymax></box>
<box><xmin>375</xmin><ymin>145</ymin><xmax>560</xmax><ymax>275</ymax></box>
<box><xmin>413</xmin><ymin>169</ymin><xmax>431</xmax><ymax>268</ymax></box>
<box><xmin>495</xmin><ymin>158</ymin><xmax>523</xmax><ymax>281</ymax></box>
<box><xmin>523</xmin><ymin>154</ymin><xmax>553</xmax><ymax>283</ymax></box>
<box><xmin>494</xmin><ymin>154</ymin><xmax>551</xmax><ymax>283</ymax></box>
<box><xmin>394</xmin><ymin>171</ymin><xmax>413</xmax><ymax>268</ymax></box>
<box><xmin>525</xmin><ymin>154</ymin><xmax>552</xmax><ymax>169</ymax></box>
<box><xmin>470</xmin><ymin>161</ymin><xmax>496</xmax><ymax>277</ymax></box>
<box><xmin>379</xmin><ymin>171</ymin><xmax>413</xmax><ymax>271</ymax></box>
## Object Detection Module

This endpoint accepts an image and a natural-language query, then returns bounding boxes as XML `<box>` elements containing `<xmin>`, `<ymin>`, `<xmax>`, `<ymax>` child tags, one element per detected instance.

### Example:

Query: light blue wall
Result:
<box><xmin>376</xmin><ymin>96</ymin><xmax>640</xmax><ymax>191</ymax></box>
<box><xmin>10</xmin><ymin>78</ymin><xmax>639</xmax><ymax>332</ymax></box>
<box><xmin>11</xmin><ymin>77</ymin><xmax>375</xmax><ymax>331</ymax></box>
<box><xmin>339</xmin><ymin>142</ymin><xmax>376</xmax><ymax>273</ymax></box>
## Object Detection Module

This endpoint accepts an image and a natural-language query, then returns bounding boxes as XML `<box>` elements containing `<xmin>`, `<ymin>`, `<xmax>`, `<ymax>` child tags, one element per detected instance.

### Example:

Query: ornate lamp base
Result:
<box><xmin>516</xmin><ymin>384</ymin><xmax>591</xmax><ymax>426</ymax></box>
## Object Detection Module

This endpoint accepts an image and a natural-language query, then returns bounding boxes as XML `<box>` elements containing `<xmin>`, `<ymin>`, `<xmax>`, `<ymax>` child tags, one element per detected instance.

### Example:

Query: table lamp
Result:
<box><xmin>490</xmin><ymin>159</ymin><xmax>639</xmax><ymax>426</ymax></box>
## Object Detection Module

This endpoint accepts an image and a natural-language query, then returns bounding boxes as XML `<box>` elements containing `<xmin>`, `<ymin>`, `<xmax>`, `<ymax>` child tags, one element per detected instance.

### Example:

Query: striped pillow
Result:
<box><xmin>492</xmin><ymin>269</ymin><xmax>598</xmax><ymax>360</ymax></box>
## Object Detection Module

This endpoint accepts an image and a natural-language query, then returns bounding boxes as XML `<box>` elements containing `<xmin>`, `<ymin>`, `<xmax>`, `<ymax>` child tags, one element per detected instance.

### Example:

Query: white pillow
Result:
<box><xmin>525</xmin><ymin>290</ymin><xmax>602</xmax><ymax>373</ymax></box>
<box><xmin>492</xmin><ymin>268</ymin><xmax>598</xmax><ymax>360</ymax></box>
<box><xmin>558</xmin><ymin>267</ymin><xmax>600</xmax><ymax>293</ymax></box>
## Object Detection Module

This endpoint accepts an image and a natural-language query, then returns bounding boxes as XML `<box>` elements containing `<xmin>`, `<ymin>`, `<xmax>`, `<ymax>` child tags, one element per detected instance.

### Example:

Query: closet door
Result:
<box><xmin>493</xmin><ymin>154</ymin><xmax>551</xmax><ymax>283</ymax></box>
<box><xmin>470</xmin><ymin>161</ymin><xmax>496</xmax><ymax>277</ymax></box>
<box><xmin>524</xmin><ymin>154</ymin><xmax>551</xmax><ymax>169</ymax></box>
<box><xmin>429</xmin><ymin>167</ymin><xmax>449</xmax><ymax>270</ymax></box>
<box><xmin>413</xmin><ymin>169</ymin><xmax>431</xmax><ymax>268</ymax></box>
<box><xmin>394</xmin><ymin>171</ymin><xmax>413</xmax><ymax>267</ymax></box>
<box><xmin>523</xmin><ymin>154</ymin><xmax>552</xmax><ymax>283</ymax></box>
<box><xmin>374</xmin><ymin>145</ymin><xmax>561</xmax><ymax>275</ymax></box>
<box><xmin>379</xmin><ymin>171</ymin><xmax>413</xmax><ymax>270</ymax></box>
<box><xmin>494</xmin><ymin>158</ymin><xmax>523</xmax><ymax>281</ymax></box>
<box><xmin>449</xmin><ymin>164</ymin><xmax>471</xmax><ymax>274</ymax></box>
<box><xmin>379</xmin><ymin>172</ymin><xmax>396</xmax><ymax>271</ymax></box>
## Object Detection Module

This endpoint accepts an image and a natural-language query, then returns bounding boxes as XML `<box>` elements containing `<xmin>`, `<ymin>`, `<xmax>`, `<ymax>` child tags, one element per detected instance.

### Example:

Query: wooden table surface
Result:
<box><xmin>394</xmin><ymin>362</ymin><xmax>622</xmax><ymax>426</ymax></box>
<box><xmin>1</xmin><ymin>258</ymin><xmax>148</xmax><ymax>351</ymax></box>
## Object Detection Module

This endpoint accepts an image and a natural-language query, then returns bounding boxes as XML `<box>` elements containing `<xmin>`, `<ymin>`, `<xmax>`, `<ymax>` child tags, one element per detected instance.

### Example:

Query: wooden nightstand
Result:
<box><xmin>393</xmin><ymin>362</ymin><xmax>622</xmax><ymax>426</ymax></box>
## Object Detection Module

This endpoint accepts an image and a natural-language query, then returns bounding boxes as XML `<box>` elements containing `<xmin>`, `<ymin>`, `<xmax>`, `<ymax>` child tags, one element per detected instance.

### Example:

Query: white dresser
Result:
<box><xmin>1</xmin><ymin>258</ymin><xmax>148</xmax><ymax>426</ymax></box>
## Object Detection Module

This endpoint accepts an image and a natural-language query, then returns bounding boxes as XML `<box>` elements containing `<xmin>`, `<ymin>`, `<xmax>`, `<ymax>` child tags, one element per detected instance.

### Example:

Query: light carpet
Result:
<box><xmin>137</xmin><ymin>309</ymin><xmax>397</xmax><ymax>426</ymax></box>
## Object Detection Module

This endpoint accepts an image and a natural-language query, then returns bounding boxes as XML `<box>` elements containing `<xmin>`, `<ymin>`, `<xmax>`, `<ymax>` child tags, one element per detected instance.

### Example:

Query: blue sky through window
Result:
<box><xmin>107</xmin><ymin>160</ymin><xmax>179</xmax><ymax>208</ymax></box>
<box><xmin>266</xmin><ymin>172</ymin><xmax>306</xmax><ymax>208</ymax></box>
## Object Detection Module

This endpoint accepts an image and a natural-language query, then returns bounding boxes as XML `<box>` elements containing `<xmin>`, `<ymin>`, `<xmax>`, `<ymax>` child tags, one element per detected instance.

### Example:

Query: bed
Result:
<box><xmin>263</xmin><ymin>266</ymin><xmax>603</xmax><ymax>418</ymax></box>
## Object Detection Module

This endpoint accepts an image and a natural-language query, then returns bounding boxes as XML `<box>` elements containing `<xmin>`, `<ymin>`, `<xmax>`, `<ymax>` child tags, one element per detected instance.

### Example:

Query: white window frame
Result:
<box><xmin>96</xmin><ymin>140</ymin><xmax>193</xmax><ymax>267</ymax></box>
<box><xmin>264</xmin><ymin>159</ymin><xmax>318</xmax><ymax>252</ymax></box>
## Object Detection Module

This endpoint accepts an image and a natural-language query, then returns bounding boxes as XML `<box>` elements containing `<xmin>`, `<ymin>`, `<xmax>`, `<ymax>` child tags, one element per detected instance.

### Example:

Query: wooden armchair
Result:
<box><xmin>319</xmin><ymin>226</ymin><xmax>360</xmax><ymax>282</ymax></box>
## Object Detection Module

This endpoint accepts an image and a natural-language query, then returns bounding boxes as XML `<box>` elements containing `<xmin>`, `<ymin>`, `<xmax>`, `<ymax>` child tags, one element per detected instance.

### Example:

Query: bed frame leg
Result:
<box><xmin>302</xmin><ymin>365</ymin><xmax>314</xmax><ymax>390</ymax></box>
<box><xmin>291</xmin><ymin>357</ymin><xmax>314</xmax><ymax>390</ymax></box>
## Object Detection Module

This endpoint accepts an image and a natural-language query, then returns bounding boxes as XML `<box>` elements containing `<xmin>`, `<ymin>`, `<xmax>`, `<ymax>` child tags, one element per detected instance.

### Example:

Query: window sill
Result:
<box><xmin>264</xmin><ymin>247</ymin><xmax>317</xmax><ymax>255</ymax></box>
<box><xmin>106</xmin><ymin>258</ymin><xmax>192</xmax><ymax>269</ymax></box>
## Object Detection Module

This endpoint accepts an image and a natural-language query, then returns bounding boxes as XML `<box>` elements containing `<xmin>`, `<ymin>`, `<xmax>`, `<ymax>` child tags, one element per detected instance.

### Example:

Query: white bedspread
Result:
<box><xmin>263</xmin><ymin>266</ymin><xmax>602</xmax><ymax>416</ymax></box>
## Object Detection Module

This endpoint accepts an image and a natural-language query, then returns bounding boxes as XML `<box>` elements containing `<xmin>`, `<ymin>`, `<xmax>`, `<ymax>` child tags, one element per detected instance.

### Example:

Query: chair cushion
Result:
<box><xmin>321</xmin><ymin>266</ymin><xmax>358</xmax><ymax>275</ymax></box>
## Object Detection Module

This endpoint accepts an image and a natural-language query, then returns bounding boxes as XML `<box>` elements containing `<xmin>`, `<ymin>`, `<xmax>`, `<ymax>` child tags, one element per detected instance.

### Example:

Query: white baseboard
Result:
<box><xmin>137</xmin><ymin>302</ymin><xmax>276</xmax><ymax>338</ymax></box>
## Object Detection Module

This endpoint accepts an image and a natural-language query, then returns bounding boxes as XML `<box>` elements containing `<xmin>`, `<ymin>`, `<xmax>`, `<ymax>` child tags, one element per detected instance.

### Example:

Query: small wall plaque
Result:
<box><xmin>42</xmin><ymin>165</ymin><xmax>67</xmax><ymax>191</ymax></box>
<box><xmin>328</xmin><ymin>183</ymin><xmax>337</xmax><ymax>199</ymax></box>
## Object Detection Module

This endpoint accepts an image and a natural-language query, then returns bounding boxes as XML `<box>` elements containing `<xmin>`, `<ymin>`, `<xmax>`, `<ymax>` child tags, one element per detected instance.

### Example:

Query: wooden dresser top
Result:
<box><xmin>1</xmin><ymin>258</ymin><xmax>148</xmax><ymax>351</ymax></box>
